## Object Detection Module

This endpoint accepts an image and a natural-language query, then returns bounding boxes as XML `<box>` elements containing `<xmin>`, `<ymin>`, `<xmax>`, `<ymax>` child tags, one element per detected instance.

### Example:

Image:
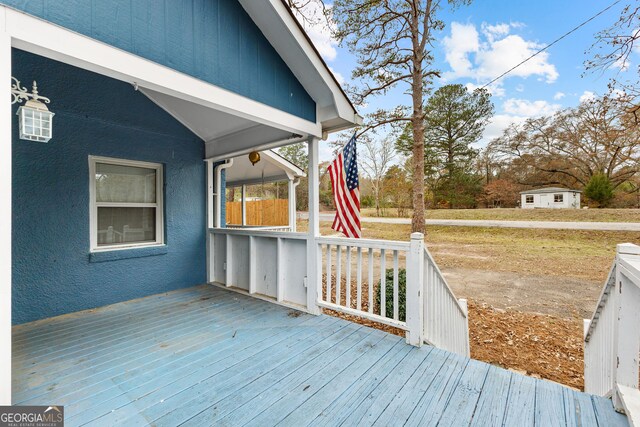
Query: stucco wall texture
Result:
<box><xmin>0</xmin><ymin>0</ymin><xmax>316</xmax><ymax>121</ymax></box>
<box><xmin>12</xmin><ymin>49</ymin><xmax>208</xmax><ymax>324</ymax></box>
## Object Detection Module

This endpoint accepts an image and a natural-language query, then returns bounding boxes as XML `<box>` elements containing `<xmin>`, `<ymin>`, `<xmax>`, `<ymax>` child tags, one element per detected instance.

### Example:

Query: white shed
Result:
<box><xmin>520</xmin><ymin>187</ymin><xmax>581</xmax><ymax>209</ymax></box>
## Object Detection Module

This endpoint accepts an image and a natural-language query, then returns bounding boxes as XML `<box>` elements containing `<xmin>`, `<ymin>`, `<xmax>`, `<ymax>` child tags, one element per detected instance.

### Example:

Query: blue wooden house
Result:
<box><xmin>1</xmin><ymin>1</ymin><xmax>638</xmax><ymax>425</ymax></box>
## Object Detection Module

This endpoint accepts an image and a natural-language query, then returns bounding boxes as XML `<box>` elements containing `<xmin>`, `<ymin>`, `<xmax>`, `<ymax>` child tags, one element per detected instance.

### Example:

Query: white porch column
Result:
<box><xmin>0</xmin><ymin>24</ymin><xmax>13</xmax><ymax>405</ymax></box>
<box><xmin>306</xmin><ymin>137</ymin><xmax>321</xmax><ymax>314</ymax></box>
<box><xmin>288</xmin><ymin>178</ymin><xmax>296</xmax><ymax>232</ymax></box>
<box><xmin>241</xmin><ymin>184</ymin><xmax>246</xmax><ymax>226</ymax></box>
<box><xmin>206</xmin><ymin>160</ymin><xmax>214</xmax><ymax>229</ymax></box>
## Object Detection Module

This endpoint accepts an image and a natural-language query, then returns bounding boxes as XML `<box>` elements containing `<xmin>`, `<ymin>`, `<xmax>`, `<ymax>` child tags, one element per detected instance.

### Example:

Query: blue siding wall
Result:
<box><xmin>1</xmin><ymin>0</ymin><xmax>316</xmax><ymax>122</ymax></box>
<box><xmin>12</xmin><ymin>49</ymin><xmax>207</xmax><ymax>324</ymax></box>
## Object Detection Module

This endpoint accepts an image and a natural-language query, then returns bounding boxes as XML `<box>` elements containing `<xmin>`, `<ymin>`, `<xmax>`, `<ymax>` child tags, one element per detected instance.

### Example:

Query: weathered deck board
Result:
<box><xmin>12</xmin><ymin>285</ymin><xmax>628</xmax><ymax>427</ymax></box>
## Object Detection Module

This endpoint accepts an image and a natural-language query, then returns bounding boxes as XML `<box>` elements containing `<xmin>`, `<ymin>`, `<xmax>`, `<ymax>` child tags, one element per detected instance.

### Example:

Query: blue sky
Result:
<box><xmin>296</xmin><ymin>1</ymin><xmax>635</xmax><ymax>161</ymax></box>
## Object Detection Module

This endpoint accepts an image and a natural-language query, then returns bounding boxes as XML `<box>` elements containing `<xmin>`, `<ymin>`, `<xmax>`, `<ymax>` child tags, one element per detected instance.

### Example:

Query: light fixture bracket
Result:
<box><xmin>11</xmin><ymin>77</ymin><xmax>51</xmax><ymax>106</ymax></box>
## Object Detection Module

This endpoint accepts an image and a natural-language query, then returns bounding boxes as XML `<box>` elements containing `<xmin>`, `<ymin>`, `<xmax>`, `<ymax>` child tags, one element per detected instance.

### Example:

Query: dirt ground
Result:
<box><xmin>441</xmin><ymin>267</ymin><xmax>600</xmax><ymax>318</ymax></box>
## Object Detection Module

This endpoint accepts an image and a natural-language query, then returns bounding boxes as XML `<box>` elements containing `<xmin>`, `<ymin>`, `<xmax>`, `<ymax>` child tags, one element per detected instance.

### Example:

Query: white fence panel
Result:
<box><xmin>208</xmin><ymin>228</ymin><xmax>308</xmax><ymax>309</ymax></box>
<box><xmin>423</xmin><ymin>247</ymin><xmax>469</xmax><ymax>356</ymax></box>
<box><xmin>584</xmin><ymin>243</ymin><xmax>640</xmax><ymax>426</ymax></box>
<box><xmin>584</xmin><ymin>263</ymin><xmax>617</xmax><ymax>396</ymax></box>
<box><xmin>315</xmin><ymin>236</ymin><xmax>410</xmax><ymax>331</ymax></box>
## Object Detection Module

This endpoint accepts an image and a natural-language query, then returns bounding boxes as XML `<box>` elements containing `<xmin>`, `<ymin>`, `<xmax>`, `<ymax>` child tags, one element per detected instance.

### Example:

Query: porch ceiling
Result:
<box><xmin>225</xmin><ymin>150</ymin><xmax>305</xmax><ymax>187</ymax></box>
<box><xmin>140</xmin><ymin>88</ymin><xmax>303</xmax><ymax>158</ymax></box>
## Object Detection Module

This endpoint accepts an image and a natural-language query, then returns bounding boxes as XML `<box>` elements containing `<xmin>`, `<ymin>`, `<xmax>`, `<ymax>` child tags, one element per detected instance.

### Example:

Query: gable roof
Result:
<box><xmin>238</xmin><ymin>0</ymin><xmax>362</xmax><ymax>133</ymax></box>
<box><xmin>520</xmin><ymin>187</ymin><xmax>582</xmax><ymax>194</ymax></box>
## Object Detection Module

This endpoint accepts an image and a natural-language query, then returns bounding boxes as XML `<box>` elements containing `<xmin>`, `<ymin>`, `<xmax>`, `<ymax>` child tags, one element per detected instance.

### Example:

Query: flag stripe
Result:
<box><xmin>333</xmin><ymin>156</ymin><xmax>359</xmax><ymax>237</ymax></box>
<box><xmin>329</xmin><ymin>134</ymin><xmax>361</xmax><ymax>238</ymax></box>
<box><xmin>329</xmin><ymin>158</ymin><xmax>358</xmax><ymax>238</ymax></box>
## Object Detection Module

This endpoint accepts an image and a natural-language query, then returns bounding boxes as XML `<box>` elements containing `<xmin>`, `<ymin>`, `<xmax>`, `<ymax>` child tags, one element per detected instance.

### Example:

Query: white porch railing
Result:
<box><xmin>208</xmin><ymin>229</ymin><xmax>469</xmax><ymax>355</ymax></box>
<box><xmin>423</xmin><ymin>246</ymin><xmax>470</xmax><ymax>356</ymax></box>
<box><xmin>208</xmin><ymin>228</ymin><xmax>309</xmax><ymax>308</ymax></box>
<box><xmin>316</xmin><ymin>232</ymin><xmax>469</xmax><ymax>356</ymax></box>
<box><xmin>584</xmin><ymin>243</ymin><xmax>640</xmax><ymax>425</ymax></box>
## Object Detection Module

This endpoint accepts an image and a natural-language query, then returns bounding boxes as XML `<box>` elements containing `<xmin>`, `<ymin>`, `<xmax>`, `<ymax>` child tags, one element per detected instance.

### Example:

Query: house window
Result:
<box><xmin>89</xmin><ymin>156</ymin><xmax>164</xmax><ymax>251</ymax></box>
<box><xmin>525</xmin><ymin>195</ymin><xmax>534</xmax><ymax>204</ymax></box>
<box><xmin>554</xmin><ymin>194</ymin><xmax>563</xmax><ymax>203</ymax></box>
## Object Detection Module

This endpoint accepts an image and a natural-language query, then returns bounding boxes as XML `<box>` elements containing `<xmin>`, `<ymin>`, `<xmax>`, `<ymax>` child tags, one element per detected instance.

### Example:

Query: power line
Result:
<box><xmin>481</xmin><ymin>0</ymin><xmax>622</xmax><ymax>89</ymax></box>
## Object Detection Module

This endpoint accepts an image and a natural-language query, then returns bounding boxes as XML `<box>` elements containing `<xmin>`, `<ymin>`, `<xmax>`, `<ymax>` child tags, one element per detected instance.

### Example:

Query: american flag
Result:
<box><xmin>328</xmin><ymin>133</ymin><xmax>361</xmax><ymax>238</ymax></box>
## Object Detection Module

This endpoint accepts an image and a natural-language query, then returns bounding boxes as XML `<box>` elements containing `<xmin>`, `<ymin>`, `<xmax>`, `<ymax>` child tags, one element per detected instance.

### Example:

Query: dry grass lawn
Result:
<box><xmin>311</xmin><ymin>221</ymin><xmax>640</xmax><ymax>281</ymax></box>
<box><xmin>360</xmin><ymin>207</ymin><xmax>640</xmax><ymax>223</ymax></box>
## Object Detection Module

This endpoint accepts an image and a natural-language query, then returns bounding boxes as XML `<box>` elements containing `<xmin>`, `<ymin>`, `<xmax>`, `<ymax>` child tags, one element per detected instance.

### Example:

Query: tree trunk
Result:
<box><xmin>410</xmin><ymin>5</ymin><xmax>425</xmax><ymax>234</ymax></box>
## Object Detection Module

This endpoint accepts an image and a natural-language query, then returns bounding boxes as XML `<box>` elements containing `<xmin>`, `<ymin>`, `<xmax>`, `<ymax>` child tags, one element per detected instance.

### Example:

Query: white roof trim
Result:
<box><xmin>2</xmin><ymin>5</ymin><xmax>322</xmax><ymax>139</ymax></box>
<box><xmin>261</xmin><ymin>150</ymin><xmax>306</xmax><ymax>178</ymax></box>
<box><xmin>238</xmin><ymin>0</ymin><xmax>362</xmax><ymax>133</ymax></box>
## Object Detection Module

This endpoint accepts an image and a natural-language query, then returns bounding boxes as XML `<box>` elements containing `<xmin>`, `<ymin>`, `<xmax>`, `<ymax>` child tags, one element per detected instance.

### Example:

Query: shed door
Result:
<box><xmin>539</xmin><ymin>194</ymin><xmax>551</xmax><ymax>207</ymax></box>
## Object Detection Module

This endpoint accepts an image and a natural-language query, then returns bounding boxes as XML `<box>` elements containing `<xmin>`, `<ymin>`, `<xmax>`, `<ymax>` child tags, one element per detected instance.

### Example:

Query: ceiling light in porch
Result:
<box><xmin>11</xmin><ymin>78</ymin><xmax>54</xmax><ymax>143</ymax></box>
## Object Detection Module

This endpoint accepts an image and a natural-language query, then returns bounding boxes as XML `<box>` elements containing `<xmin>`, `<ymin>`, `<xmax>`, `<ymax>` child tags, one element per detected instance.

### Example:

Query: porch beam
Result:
<box><xmin>0</xmin><ymin>23</ymin><xmax>12</xmax><ymax>405</ymax></box>
<box><xmin>306</xmin><ymin>137</ymin><xmax>321</xmax><ymax>315</ymax></box>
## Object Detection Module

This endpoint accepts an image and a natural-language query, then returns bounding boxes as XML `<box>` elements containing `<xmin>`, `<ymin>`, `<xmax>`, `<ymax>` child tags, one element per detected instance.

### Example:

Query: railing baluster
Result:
<box><xmin>380</xmin><ymin>249</ymin><xmax>386</xmax><ymax>318</ymax></box>
<box><xmin>356</xmin><ymin>247</ymin><xmax>362</xmax><ymax>310</ymax></box>
<box><xmin>346</xmin><ymin>247</ymin><xmax>352</xmax><ymax>309</ymax></box>
<box><xmin>336</xmin><ymin>245</ymin><xmax>342</xmax><ymax>306</ymax></box>
<box><xmin>368</xmin><ymin>248</ymin><xmax>374</xmax><ymax>314</ymax></box>
<box><xmin>326</xmin><ymin>244</ymin><xmax>332</xmax><ymax>303</ymax></box>
<box><xmin>393</xmin><ymin>250</ymin><xmax>399</xmax><ymax>321</ymax></box>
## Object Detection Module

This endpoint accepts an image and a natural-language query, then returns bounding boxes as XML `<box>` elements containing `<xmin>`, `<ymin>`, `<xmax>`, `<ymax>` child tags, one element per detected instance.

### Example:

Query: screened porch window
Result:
<box><xmin>90</xmin><ymin>156</ymin><xmax>164</xmax><ymax>251</ymax></box>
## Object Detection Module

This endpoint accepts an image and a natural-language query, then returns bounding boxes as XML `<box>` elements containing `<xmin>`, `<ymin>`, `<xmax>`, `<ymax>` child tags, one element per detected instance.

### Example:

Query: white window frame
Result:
<box><xmin>89</xmin><ymin>155</ymin><xmax>164</xmax><ymax>252</ymax></box>
<box><xmin>525</xmin><ymin>195</ymin><xmax>534</xmax><ymax>204</ymax></box>
<box><xmin>554</xmin><ymin>194</ymin><xmax>564</xmax><ymax>203</ymax></box>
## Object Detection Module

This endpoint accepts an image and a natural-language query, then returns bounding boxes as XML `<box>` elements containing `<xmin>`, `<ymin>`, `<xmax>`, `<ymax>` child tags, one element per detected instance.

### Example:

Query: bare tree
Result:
<box><xmin>489</xmin><ymin>95</ymin><xmax>640</xmax><ymax>189</ymax></box>
<box><xmin>586</xmin><ymin>4</ymin><xmax>640</xmax><ymax>118</ymax></box>
<box><xmin>329</xmin><ymin>0</ymin><xmax>470</xmax><ymax>233</ymax></box>
<box><xmin>359</xmin><ymin>136</ymin><xmax>396</xmax><ymax>216</ymax></box>
<box><xmin>586</xmin><ymin>4</ymin><xmax>640</xmax><ymax>75</ymax></box>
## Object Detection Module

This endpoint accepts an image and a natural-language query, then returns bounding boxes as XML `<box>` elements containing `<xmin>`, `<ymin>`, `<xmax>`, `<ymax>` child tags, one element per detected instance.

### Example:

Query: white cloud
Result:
<box><xmin>443</xmin><ymin>22</ymin><xmax>480</xmax><ymax>78</ymax></box>
<box><xmin>465</xmin><ymin>81</ymin><xmax>505</xmax><ymax>98</ymax></box>
<box><xmin>515</xmin><ymin>84</ymin><xmax>525</xmax><ymax>92</ymax></box>
<box><xmin>290</xmin><ymin>2</ymin><xmax>339</xmax><ymax>62</ymax></box>
<box><xmin>477</xmin><ymin>114</ymin><xmax>528</xmax><ymax>147</ymax></box>
<box><xmin>502</xmin><ymin>98</ymin><xmax>561</xmax><ymax>117</ymax></box>
<box><xmin>442</xmin><ymin>21</ymin><xmax>559</xmax><ymax>89</ymax></box>
<box><xmin>579</xmin><ymin>91</ymin><xmax>596</xmax><ymax>103</ymax></box>
<box><xmin>476</xmin><ymin>99</ymin><xmax>560</xmax><ymax>148</ymax></box>
<box><xmin>553</xmin><ymin>91</ymin><xmax>565</xmax><ymax>100</ymax></box>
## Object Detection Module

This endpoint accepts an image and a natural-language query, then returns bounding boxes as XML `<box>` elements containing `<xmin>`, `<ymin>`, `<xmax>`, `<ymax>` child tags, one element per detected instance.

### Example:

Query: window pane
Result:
<box><xmin>97</xmin><ymin>207</ymin><xmax>156</xmax><ymax>246</ymax></box>
<box><xmin>96</xmin><ymin>163</ymin><xmax>156</xmax><ymax>203</ymax></box>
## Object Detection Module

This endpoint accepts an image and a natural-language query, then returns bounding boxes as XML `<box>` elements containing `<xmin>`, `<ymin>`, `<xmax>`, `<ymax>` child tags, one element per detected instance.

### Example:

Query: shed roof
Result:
<box><xmin>520</xmin><ymin>187</ymin><xmax>582</xmax><ymax>194</ymax></box>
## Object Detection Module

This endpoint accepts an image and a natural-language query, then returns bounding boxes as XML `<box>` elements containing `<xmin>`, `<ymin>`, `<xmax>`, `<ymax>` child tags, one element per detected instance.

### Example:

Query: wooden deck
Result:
<box><xmin>12</xmin><ymin>285</ymin><xmax>628</xmax><ymax>427</ymax></box>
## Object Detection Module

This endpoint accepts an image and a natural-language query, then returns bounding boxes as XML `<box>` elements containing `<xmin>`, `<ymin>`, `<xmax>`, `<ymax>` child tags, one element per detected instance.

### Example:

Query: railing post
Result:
<box><xmin>459</xmin><ymin>298</ymin><xmax>470</xmax><ymax>356</ymax></box>
<box><xmin>306</xmin><ymin>136</ymin><xmax>321</xmax><ymax>315</ymax></box>
<box><xmin>406</xmin><ymin>232</ymin><xmax>425</xmax><ymax>346</ymax></box>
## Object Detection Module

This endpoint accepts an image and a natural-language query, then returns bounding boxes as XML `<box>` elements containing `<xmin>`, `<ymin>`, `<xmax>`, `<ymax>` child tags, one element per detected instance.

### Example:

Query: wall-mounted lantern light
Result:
<box><xmin>11</xmin><ymin>77</ymin><xmax>54</xmax><ymax>143</ymax></box>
